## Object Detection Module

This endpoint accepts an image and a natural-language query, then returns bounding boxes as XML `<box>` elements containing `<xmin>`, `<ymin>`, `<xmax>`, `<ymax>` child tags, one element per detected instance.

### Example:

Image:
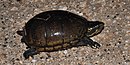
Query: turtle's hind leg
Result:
<box><xmin>23</xmin><ymin>48</ymin><xmax>39</xmax><ymax>59</ymax></box>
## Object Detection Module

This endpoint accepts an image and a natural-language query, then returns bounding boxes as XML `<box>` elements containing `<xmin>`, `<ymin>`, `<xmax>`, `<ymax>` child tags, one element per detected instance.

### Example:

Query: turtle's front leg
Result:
<box><xmin>23</xmin><ymin>48</ymin><xmax>39</xmax><ymax>59</ymax></box>
<box><xmin>80</xmin><ymin>37</ymin><xmax>101</xmax><ymax>48</ymax></box>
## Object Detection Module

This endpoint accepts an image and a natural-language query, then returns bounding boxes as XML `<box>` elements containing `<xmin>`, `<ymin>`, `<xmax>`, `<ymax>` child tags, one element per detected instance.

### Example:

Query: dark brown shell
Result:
<box><xmin>18</xmin><ymin>10</ymin><xmax>104</xmax><ymax>55</ymax></box>
<box><xmin>24</xmin><ymin>10</ymin><xmax>88</xmax><ymax>51</ymax></box>
<box><xmin>17</xmin><ymin>10</ymin><xmax>104</xmax><ymax>59</ymax></box>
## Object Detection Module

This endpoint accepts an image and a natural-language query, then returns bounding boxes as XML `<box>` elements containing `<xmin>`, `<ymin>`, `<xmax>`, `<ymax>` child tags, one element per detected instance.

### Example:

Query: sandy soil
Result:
<box><xmin>0</xmin><ymin>0</ymin><xmax>130</xmax><ymax>65</ymax></box>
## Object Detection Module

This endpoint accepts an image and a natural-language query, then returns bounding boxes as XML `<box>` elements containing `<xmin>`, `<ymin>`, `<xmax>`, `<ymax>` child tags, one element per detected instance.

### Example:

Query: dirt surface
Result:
<box><xmin>0</xmin><ymin>0</ymin><xmax>130</xmax><ymax>65</ymax></box>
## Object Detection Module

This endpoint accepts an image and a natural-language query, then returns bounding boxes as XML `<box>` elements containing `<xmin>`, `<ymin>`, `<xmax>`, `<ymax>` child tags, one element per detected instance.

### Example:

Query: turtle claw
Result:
<box><xmin>89</xmin><ymin>42</ymin><xmax>101</xmax><ymax>49</ymax></box>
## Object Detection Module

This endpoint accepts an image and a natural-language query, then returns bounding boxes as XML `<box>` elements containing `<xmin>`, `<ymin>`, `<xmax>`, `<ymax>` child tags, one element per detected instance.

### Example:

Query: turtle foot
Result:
<box><xmin>23</xmin><ymin>48</ymin><xmax>39</xmax><ymax>59</ymax></box>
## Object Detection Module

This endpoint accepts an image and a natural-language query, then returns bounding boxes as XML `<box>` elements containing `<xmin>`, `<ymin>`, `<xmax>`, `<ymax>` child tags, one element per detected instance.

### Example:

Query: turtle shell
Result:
<box><xmin>17</xmin><ymin>10</ymin><xmax>104</xmax><ymax>59</ymax></box>
<box><xmin>24</xmin><ymin>10</ymin><xmax>88</xmax><ymax>51</ymax></box>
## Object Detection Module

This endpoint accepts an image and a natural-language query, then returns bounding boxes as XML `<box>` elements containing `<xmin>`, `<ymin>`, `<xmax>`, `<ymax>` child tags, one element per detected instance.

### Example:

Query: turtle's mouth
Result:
<box><xmin>87</xmin><ymin>22</ymin><xmax>104</xmax><ymax>37</ymax></box>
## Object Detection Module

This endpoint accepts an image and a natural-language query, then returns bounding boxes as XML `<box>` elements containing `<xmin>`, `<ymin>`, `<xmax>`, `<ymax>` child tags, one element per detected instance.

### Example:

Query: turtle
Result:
<box><xmin>17</xmin><ymin>10</ymin><xmax>104</xmax><ymax>59</ymax></box>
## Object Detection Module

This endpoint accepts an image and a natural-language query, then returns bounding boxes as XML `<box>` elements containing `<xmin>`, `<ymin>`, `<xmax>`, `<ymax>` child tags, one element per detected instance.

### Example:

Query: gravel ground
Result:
<box><xmin>0</xmin><ymin>0</ymin><xmax>130</xmax><ymax>65</ymax></box>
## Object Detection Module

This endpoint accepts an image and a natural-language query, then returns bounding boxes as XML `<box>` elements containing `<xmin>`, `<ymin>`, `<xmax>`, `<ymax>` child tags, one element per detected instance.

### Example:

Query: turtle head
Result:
<box><xmin>86</xmin><ymin>21</ymin><xmax>104</xmax><ymax>37</ymax></box>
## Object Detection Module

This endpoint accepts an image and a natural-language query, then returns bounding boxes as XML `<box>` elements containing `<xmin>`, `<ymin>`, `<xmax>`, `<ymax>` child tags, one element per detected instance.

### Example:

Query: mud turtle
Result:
<box><xmin>17</xmin><ymin>10</ymin><xmax>104</xmax><ymax>59</ymax></box>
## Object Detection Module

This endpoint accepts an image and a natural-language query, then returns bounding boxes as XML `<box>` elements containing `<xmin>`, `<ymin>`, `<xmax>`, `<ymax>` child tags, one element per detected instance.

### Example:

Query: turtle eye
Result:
<box><xmin>87</xmin><ymin>27</ymin><xmax>97</xmax><ymax>37</ymax></box>
<box><xmin>88</xmin><ymin>28</ymin><xmax>93</xmax><ymax>32</ymax></box>
<box><xmin>86</xmin><ymin>21</ymin><xmax>104</xmax><ymax>37</ymax></box>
